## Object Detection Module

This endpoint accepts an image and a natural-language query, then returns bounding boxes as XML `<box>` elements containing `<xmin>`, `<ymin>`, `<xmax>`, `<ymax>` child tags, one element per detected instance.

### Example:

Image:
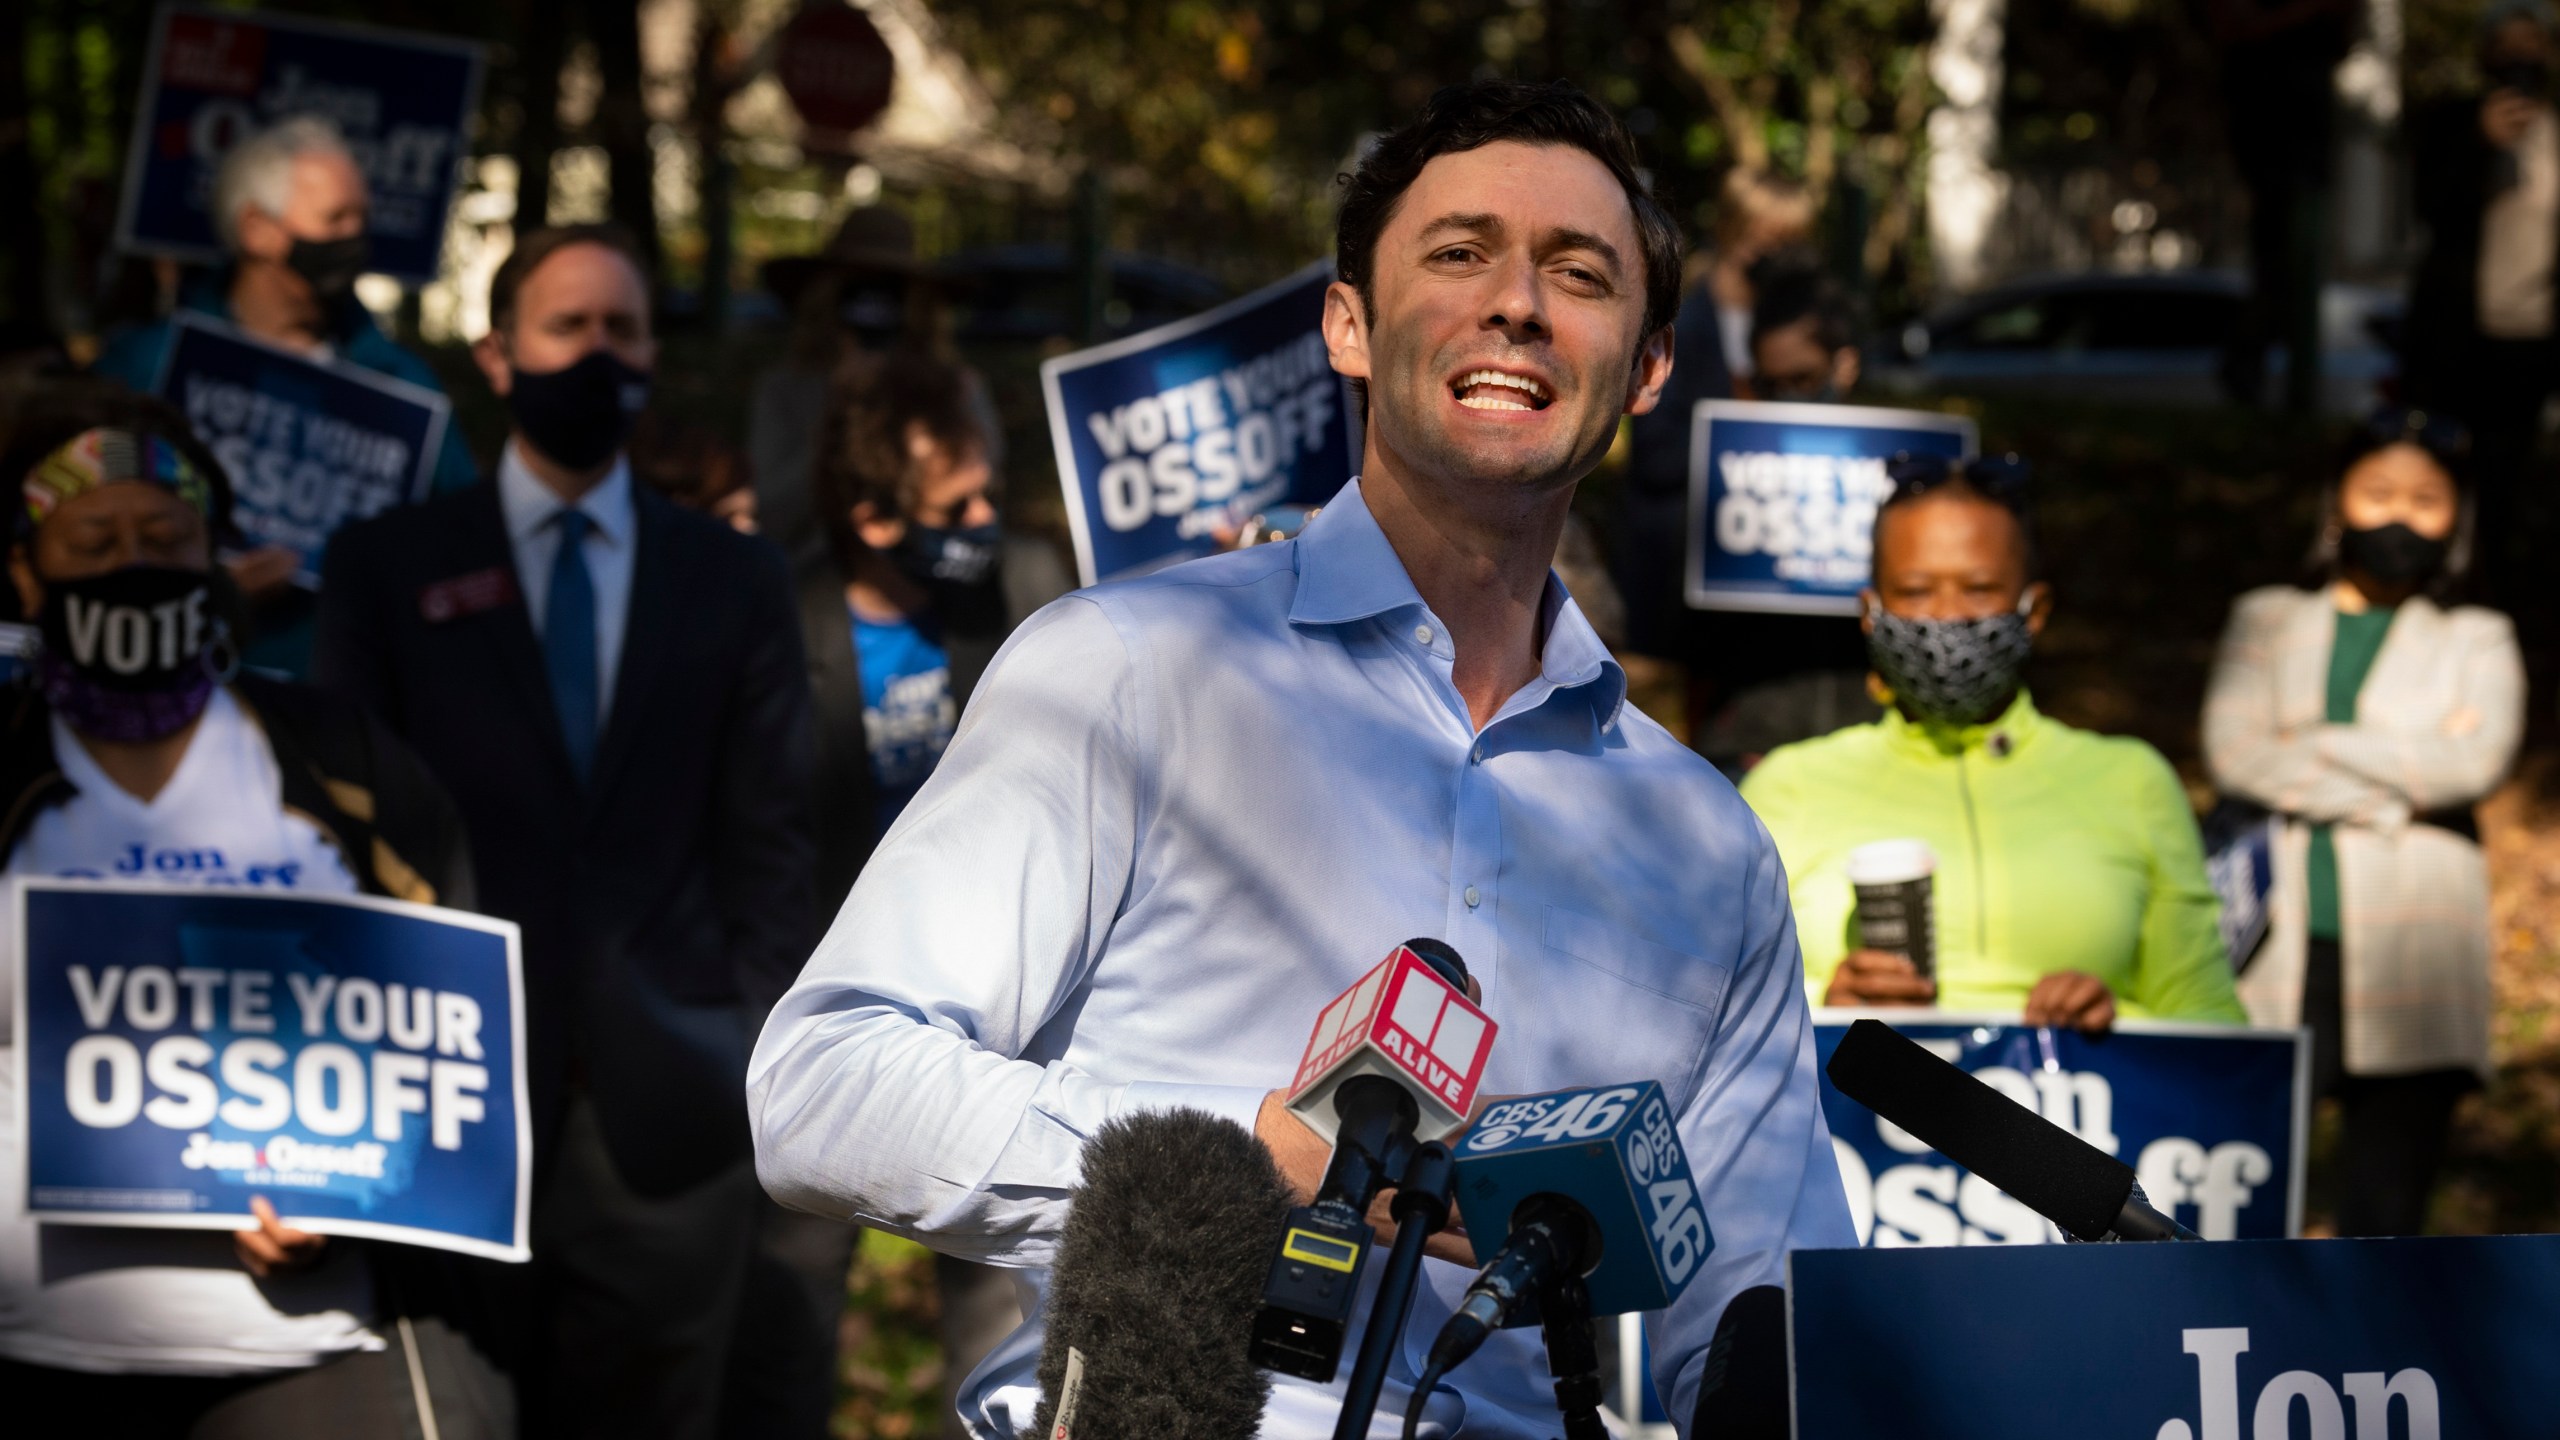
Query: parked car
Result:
<box><xmin>1866</xmin><ymin>269</ymin><xmax>2402</xmax><ymax>416</ymax></box>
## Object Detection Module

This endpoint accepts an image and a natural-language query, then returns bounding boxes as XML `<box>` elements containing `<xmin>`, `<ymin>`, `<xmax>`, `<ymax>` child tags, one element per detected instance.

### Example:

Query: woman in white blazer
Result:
<box><xmin>2203</xmin><ymin>411</ymin><xmax>2523</xmax><ymax>1235</ymax></box>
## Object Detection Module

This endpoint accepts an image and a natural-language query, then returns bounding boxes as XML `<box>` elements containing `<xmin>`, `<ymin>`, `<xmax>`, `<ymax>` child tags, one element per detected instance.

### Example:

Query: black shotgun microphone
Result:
<box><xmin>1022</xmin><ymin>1108</ymin><xmax>1296</xmax><ymax>1440</ymax></box>
<box><xmin>1824</xmin><ymin>1018</ymin><xmax>2201</xmax><ymax>1243</ymax></box>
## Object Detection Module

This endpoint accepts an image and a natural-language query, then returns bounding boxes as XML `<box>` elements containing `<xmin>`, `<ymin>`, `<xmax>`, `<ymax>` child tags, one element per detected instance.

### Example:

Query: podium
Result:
<box><xmin>1788</xmin><ymin>1236</ymin><xmax>2560</xmax><ymax>1438</ymax></box>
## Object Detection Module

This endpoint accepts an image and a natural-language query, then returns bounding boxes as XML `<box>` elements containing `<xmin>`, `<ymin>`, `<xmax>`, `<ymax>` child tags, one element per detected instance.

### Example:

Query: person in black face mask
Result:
<box><xmin>88</xmin><ymin>115</ymin><xmax>481</xmax><ymax>676</ymax></box>
<box><xmin>809</xmin><ymin>350</ymin><xmax>1002</xmax><ymax>866</ymax></box>
<box><xmin>2203</xmin><ymin>409</ymin><xmax>2523</xmax><ymax>1238</ymax></box>
<box><xmin>0</xmin><ymin>385</ymin><xmax>496</xmax><ymax>1435</ymax></box>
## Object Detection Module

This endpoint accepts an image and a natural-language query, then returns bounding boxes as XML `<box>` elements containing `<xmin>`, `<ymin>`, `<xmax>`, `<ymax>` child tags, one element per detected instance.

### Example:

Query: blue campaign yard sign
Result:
<box><xmin>1815</xmin><ymin>1013</ymin><xmax>2307</xmax><ymax>1245</ymax></box>
<box><xmin>1684</xmin><ymin>400</ymin><xmax>1974</xmax><ymax>615</ymax></box>
<box><xmin>114</xmin><ymin>5</ymin><xmax>486</xmax><ymax>282</ymax></box>
<box><xmin>13</xmin><ymin>881</ymin><xmax>528</xmax><ymax>1261</ymax></box>
<box><xmin>1790</xmin><ymin>1236</ymin><xmax>2560</xmax><ymax>1439</ymax></box>
<box><xmin>1042</xmin><ymin>260</ymin><xmax>1359</xmax><ymax>585</ymax></box>
<box><xmin>156</xmin><ymin>313</ymin><xmax>450</xmax><ymax>587</ymax></box>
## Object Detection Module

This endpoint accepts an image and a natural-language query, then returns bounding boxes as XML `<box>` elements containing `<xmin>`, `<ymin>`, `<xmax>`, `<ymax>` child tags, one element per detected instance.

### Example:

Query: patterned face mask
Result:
<box><xmin>1864</xmin><ymin>593</ymin><xmax>2036</xmax><ymax>726</ymax></box>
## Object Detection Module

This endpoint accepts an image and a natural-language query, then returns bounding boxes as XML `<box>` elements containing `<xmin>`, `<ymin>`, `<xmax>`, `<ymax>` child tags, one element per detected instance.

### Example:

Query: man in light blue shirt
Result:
<box><xmin>749</xmin><ymin>79</ymin><xmax>1853</xmax><ymax>1438</ymax></box>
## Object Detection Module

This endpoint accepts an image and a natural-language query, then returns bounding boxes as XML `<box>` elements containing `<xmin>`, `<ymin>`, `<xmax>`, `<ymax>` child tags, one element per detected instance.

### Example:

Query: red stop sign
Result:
<box><xmin>775</xmin><ymin>3</ymin><xmax>895</xmax><ymax>136</ymax></box>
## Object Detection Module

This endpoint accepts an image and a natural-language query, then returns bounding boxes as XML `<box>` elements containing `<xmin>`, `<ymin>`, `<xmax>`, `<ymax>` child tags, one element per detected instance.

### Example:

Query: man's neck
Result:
<box><xmin>512</xmin><ymin>436</ymin><xmax>620</xmax><ymax>506</ymax></box>
<box><xmin>227</xmin><ymin>263</ymin><xmax>328</xmax><ymax>353</ymax></box>
<box><xmin>1358</xmin><ymin>445</ymin><xmax>1571</xmax><ymax>731</ymax></box>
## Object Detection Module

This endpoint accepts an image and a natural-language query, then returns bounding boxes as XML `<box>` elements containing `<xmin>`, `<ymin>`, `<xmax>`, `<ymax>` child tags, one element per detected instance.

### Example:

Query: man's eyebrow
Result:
<box><xmin>1545</xmin><ymin>227</ymin><xmax>1625</xmax><ymax>275</ymax></box>
<box><xmin>1414</xmin><ymin>212</ymin><xmax>1503</xmax><ymax>246</ymax></box>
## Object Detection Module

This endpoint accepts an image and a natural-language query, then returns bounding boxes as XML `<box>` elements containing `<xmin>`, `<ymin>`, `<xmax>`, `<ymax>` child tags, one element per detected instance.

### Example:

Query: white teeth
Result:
<box><xmin>1455</xmin><ymin>369</ymin><xmax>1549</xmax><ymax>400</ymax></box>
<box><xmin>1458</xmin><ymin>395</ymin><xmax>1534</xmax><ymax>411</ymax></box>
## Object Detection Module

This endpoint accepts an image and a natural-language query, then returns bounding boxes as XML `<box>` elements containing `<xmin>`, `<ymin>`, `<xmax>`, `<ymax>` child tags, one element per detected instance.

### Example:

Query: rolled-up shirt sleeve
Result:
<box><xmin>1650</xmin><ymin>815</ymin><xmax>1858</xmax><ymax>1433</ymax></box>
<box><xmin>747</xmin><ymin>595</ymin><xmax>1262</xmax><ymax>1265</ymax></box>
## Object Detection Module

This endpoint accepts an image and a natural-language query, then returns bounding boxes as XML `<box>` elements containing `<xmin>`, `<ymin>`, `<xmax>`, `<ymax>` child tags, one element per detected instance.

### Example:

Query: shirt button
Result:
<box><xmin>1464</xmin><ymin>885</ymin><xmax>1481</xmax><ymax>909</ymax></box>
<box><xmin>1470</xmin><ymin>743</ymin><xmax>1484</xmax><ymax>764</ymax></box>
<box><xmin>1413</xmin><ymin>624</ymin><xmax>1434</xmax><ymax>646</ymax></box>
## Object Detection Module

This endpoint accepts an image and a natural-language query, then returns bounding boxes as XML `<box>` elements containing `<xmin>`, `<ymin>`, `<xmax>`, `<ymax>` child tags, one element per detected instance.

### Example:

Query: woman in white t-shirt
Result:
<box><xmin>0</xmin><ymin>389</ymin><xmax>500</xmax><ymax>1437</ymax></box>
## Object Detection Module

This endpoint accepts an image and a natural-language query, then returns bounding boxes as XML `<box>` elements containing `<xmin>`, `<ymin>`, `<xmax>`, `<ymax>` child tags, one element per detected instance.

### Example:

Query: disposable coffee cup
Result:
<box><xmin>1846</xmin><ymin>839</ymin><xmax>1937</xmax><ymax>979</ymax></box>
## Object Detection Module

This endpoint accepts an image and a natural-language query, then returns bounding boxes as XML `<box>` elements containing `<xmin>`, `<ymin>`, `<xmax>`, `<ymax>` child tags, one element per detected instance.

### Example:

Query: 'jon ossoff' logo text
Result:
<box><xmin>2157</xmin><ymin>1328</ymin><xmax>2437</xmax><ymax>1440</ymax></box>
<box><xmin>53</xmin><ymin>964</ymin><xmax>491</xmax><ymax>1199</ymax></box>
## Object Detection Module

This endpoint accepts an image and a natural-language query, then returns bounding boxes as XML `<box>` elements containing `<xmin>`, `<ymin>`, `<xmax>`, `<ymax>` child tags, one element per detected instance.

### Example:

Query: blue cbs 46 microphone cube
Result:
<box><xmin>1453</xmin><ymin>1081</ymin><xmax>1711</xmax><ymax>1317</ymax></box>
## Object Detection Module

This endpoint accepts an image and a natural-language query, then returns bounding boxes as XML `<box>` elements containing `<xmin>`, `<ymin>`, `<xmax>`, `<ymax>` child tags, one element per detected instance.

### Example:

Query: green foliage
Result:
<box><xmin>835</xmin><ymin>1229</ymin><xmax>946</xmax><ymax>1440</ymax></box>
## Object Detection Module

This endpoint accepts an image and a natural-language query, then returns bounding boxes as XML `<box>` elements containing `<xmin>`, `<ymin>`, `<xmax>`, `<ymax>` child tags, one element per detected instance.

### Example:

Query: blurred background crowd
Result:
<box><xmin>6</xmin><ymin>0</ymin><xmax>2560</xmax><ymax>1435</ymax></box>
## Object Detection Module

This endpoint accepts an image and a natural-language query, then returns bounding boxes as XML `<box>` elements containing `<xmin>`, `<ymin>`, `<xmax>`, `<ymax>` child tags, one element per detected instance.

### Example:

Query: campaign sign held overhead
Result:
<box><xmin>1685</xmin><ymin>400</ymin><xmax>1974</xmax><ymax>615</ymax></box>
<box><xmin>1043</xmin><ymin>260</ymin><xmax>1358</xmax><ymax>585</ymax></box>
<box><xmin>1791</xmin><ymin>1236</ymin><xmax>2560</xmax><ymax>1439</ymax></box>
<box><xmin>1815</xmin><ymin>1013</ymin><xmax>2307</xmax><ymax>1246</ymax></box>
<box><xmin>156</xmin><ymin>314</ymin><xmax>450</xmax><ymax>587</ymax></box>
<box><xmin>14</xmin><ymin>881</ymin><xmax>529</xmax><ymax>1261</ymax></box>
<box><xmin>114</xmin><ymin>5</ymin><xmax>486</xmax><ymax>282</ymax></box>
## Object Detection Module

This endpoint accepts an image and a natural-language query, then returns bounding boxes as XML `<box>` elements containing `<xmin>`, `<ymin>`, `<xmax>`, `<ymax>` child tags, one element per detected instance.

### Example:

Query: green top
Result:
<box><xmin>2307</xmin><ymin>605</ymin><xmax>2398</xmax><ymax>939</ymax></box>
<box><xmin>1740</xmin><ymin>690</ymin><xmax>2246</xmax><ymax>1022</ymax></box>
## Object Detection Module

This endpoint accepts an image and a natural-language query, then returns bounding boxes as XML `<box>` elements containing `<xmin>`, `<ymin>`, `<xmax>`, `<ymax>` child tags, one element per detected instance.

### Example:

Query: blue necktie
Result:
<box><xmin>544</xmin><ymin>509</ymin><xmax>599</xmax><ymax>783</ymax></box>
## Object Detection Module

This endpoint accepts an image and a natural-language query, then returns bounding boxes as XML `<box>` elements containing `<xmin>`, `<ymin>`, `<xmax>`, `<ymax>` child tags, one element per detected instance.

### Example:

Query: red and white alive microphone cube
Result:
<box><xmin>1283</xmin><ymin>945</ymin><xmax>1497</xmax><ymax>1145</ymax></box>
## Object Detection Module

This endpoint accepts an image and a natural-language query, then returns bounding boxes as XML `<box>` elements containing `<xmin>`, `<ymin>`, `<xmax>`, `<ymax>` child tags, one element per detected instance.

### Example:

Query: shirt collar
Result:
<box><xmin>1880</xmin><ymin>686</ymin><xmax>2044</xmax><ymax>761</ymax></box>
<box><xmin>1286</xmin><ymin>479</ymin><xmax>1627</xmax><ymax>728</ymax></box>
<box><xmin>499</xmin><ymin>440</ymin><xmax>634</xmax><ymax>550</ymax></box>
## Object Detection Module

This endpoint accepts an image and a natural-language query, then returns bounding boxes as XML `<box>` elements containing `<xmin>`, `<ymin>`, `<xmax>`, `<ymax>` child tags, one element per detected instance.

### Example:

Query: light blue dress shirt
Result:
<box><xmin>498</xmin><ymin>442</ymin><xmax>636</xmax><ymax>726</ymax></box>
<box><xmin>748</xmin><ymin>481</ymin><xmax>1854</xmax><ymax>1439</ymax></box>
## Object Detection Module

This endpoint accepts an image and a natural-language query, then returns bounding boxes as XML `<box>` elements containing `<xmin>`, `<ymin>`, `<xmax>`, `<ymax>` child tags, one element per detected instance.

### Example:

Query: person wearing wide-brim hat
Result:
<box><xmin>749</xmin><ymin>206</ymin><xmax>980</xmax><ymax>565</ymax></box>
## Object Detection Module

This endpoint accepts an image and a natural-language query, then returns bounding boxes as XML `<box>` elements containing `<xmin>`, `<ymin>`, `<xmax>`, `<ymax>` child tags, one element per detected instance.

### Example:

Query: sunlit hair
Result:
<box><xmin>211</xmin><ymin>115</ymin><xmax>356</xmax><ymax>252</ymax></box>
<box><xmin>815</xmin><ymin>348</ymin><xmax>986</xmax><ymax>570</ymax></box>
<box><xmin>2302</xmin><ymin>409</ymin><xmax>2476</xmax><ymax>602</ymax></box>
<box><xmin>1334</xmin><ymin>78</ymin><xmax>1685</xmax><ymax>341</ymax></box>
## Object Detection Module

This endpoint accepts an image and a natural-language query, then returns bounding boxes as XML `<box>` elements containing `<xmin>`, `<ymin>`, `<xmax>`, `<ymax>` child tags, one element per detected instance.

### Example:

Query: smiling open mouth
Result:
<box><xmin>1452</xmin><ymin>370</ymin><xmax>1552</xmax><ymax>412</ymax></box>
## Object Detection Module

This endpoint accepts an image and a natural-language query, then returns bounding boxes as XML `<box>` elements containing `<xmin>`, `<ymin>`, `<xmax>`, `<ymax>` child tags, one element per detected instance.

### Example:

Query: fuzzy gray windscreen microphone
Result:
<box><xmin>1021</xmin><ymin>1108</ymin><xmax>1295</xmax><ymax>1440</ymax></box>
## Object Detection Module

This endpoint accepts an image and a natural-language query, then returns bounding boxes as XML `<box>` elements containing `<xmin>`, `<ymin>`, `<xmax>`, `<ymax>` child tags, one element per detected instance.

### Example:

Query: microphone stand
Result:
<box><xmin>1331</xmin><ymin>1141</ymin><xmax>1456</xmax><ymax>1440</ymax></box>
<box><xmin>1537</xmin><ymin>1275</ymin><xmax>1608</xmax><ymax>1440</ymax></box>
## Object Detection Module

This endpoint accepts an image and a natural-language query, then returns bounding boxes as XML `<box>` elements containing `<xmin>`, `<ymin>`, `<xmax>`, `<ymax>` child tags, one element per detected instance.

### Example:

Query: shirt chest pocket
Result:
<box><xmin>1540</xmin><ymin>905</ymin><xmax>1732</xmax><ymax>1021</ymax></box>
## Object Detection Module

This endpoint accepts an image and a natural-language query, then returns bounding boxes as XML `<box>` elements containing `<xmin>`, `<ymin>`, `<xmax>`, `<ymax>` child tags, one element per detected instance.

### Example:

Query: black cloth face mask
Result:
<box><xmin>36</xmin><ymin>566</ymin><xmax>226</xmax><ymax>743</ymax></box>
<box><xmin>506</xmin><ymin>349</ymin><xmax>653</xmax><ymax>472</ymax></box>
<box><xmin>2337</xmin><ymin>521</ymin><xmax>2450</xmax><ymax>588</ymax></box>
<box><xmin>286</xmin><ymin>234</ymin><xmax>371</xmax><ymax>304</ymax></box>
<box><xmin>1864</xmin><ymin>594</ymin><xmax>2036</xmax><ymax>727</ymax></box>
<box><xmin>894</xmin><ymin>520</ymin><xmax>1002</xmax><ymax>589</ymax></box>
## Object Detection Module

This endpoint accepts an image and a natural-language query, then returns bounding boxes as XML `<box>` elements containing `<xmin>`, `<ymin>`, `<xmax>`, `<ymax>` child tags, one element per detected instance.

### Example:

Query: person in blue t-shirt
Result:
<box><xmin>815</xmin><ymin>352</ymin><xmax>999</xmax><ymax>841</ymax></box>
<box><xmin>91</xmin><ymin>116</ymin><xmax>478</xmax><ymax>676</ymax></box>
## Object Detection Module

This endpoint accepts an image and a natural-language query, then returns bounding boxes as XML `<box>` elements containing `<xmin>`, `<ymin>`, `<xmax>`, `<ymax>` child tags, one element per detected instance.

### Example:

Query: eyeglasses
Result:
<box><xmin>2358</xmin><ymin>408</ymin><xmax>2472</xmax><ymax>460</ymax></box>
<box><xmin>1883</xmin><ymin>451</ymin><xmax>2032</xmax><ymax>507</ymax></box>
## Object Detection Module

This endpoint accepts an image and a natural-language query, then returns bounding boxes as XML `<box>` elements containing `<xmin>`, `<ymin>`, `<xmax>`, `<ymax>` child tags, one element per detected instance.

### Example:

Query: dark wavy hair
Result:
<box><xmin>2304</xmin><ymin>409</ymin><xmax>2475</xmax><ymax>603</ymax></box>
<box><xmin>814</xmin><ymin>347</ymin><xmax>986</xmax><ymax>572</ymax></box>
<box><xmin>1333</xmin><ymin>79</ymin><xmax>1684</xmax><ymax>342</ymax></box>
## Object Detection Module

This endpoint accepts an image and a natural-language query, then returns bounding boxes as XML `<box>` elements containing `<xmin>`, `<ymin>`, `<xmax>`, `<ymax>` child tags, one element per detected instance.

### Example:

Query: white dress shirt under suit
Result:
<box><xmin>748</xmin><ymin>481</ymin><xmax>1855</xmax><ymax>1438</ymax></box>
<box><xmin>497</xmin><ymin>441</ymin><xmax>635</xmax><ymax>722</ymax></box>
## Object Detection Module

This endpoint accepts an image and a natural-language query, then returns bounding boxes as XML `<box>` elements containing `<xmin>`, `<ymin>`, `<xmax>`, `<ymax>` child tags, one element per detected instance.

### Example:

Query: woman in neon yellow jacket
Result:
<box><xmin>1739</xmin><ymin>455</ymin><xmax>2245</xmax><ymax>1029</ymax></box>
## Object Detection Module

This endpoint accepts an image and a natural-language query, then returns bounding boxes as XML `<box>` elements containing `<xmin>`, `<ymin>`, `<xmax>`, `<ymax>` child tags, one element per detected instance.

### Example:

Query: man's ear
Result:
<box><xmin>1321</xmin><ymin>281</ymin><xmax>1371</xmax><ymax>382</ymax></box>
<box><xmin>1623</xmin><ymin>323</ymin><xmax>1676</xmax><ymax>417</ymax></box>
<box><xmin>2022</xmin><ymin>580</ymin><xmax>2053</xmax><ymax>638</ymax></box>
<box><xmin>232</xmin><ymin>206</ymin><xmax>289</xmax><ymax>266</ymax></box>
<box><xmin>472</xmin><ymin>330</ymin><xmax>514</xmax><ymax>399</ymax></box>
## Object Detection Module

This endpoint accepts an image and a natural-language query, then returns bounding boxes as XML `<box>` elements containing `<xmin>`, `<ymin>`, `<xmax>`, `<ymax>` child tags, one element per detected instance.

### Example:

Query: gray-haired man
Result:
<box><xmin>92</xmin><ymin>115</ymin><xmax>478</xmax><ymax>672</ymax></box>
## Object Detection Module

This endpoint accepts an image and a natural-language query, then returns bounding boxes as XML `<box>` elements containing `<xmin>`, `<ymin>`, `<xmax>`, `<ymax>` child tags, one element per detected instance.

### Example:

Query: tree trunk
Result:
<box><xmin>512</xmin><ymin>8</ymin><xmax>567</xmax><ymax>237</ymax></box>
<box><xmin>0</xmin><ymin>0</ymin><xmax>44</xmax><ymax>328</ymax></box>
<box><xmin>691</xmin><ymin>7</ymin><xmax>734</xmax><ymax>335</ymax></box>
<box><xmin>592</xmin><ymin>0</ymin><xmax>660</xmax><ymax>278</ymax></box>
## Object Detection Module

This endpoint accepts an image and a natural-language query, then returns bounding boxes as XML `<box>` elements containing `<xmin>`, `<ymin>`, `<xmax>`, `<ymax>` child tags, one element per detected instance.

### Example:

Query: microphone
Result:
<box><xmin>1420</xmin><ymin>1080</ymin><xmax>1710</xmax><ymax>1384</ymax></box>
<box><xmin>1690</xmin><ymin>1285</ymin><xmax>1789</xmax><ymax>1440</ymax></box>
<box><xmin>1823</xmin><ymin>1017</ymin><xmax>2201</xmax><ymax>1243</ymax></box>
<box><xmin>1020</xmin><ymin>1108</ymin><xmax>1295</xmax><ymax>1440</ymax></box>
<box><xmin>1249</xmin><ymin>939</ymin><xmax>1498</xmax><ymax>1381</ymax></box>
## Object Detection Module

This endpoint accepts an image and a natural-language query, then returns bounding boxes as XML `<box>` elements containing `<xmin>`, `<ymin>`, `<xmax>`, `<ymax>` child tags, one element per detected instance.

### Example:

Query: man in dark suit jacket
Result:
<box><xmin>314</xmin><ymin>223</ymin><xmax>816</xmax><ymax>1439</ymax></box>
